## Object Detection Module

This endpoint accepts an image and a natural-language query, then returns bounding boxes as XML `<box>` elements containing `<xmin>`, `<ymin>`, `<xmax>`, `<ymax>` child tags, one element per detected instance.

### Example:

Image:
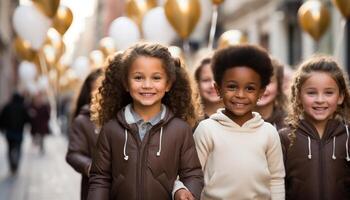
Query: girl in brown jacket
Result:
<box><xmin>66</xmin><ymin>68</ymin><xmax>103</xmax><ymax>200</ymax></box>
<box><xmin>88</xmin><ymin>43</ymin><xmax>203</xmax><ymax>200</ymax></box>
<box><xmin>279</xmin><ymin>56</ymin><xmax>350</xmax><ymax>200</ymax></box>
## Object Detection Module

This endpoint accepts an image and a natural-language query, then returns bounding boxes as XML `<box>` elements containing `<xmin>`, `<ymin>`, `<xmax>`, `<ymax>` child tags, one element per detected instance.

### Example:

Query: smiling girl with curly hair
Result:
<box><xmin>88</xmin><ymin>43</ymin><xmax>203</xmax><ymax>200</ymax></box>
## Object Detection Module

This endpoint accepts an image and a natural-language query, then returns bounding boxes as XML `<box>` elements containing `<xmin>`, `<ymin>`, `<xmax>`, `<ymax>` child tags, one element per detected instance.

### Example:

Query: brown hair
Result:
<box><xmin>287</xmin><ymin>55</ymin><xmax>350</xmax><ymax>142</ymax></box>
<box><xmin>91</xmin><ymin>43</ymin><xmax>201</xmax><ymax>127</ymax></box>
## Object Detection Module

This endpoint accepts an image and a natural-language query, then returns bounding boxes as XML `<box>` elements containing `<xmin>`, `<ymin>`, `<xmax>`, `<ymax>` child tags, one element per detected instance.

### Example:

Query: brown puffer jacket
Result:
<box><xmin>279</xmin><ymin>119</ymin><xmax>350</xmax><ymax>200</ymax></box>
<box><xmin>87</xmin><ymin>108</ymin><xmax>204</xmax><ymax>200</ymax></box>
<box><xmin>66</xmin><ymin>105</ymin><xmax>99</xmax><ymax>200</ymax></box>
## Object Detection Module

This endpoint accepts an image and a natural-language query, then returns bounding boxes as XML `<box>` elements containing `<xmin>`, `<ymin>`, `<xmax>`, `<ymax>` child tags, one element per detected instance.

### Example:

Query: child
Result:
<box><xmin>194</xmin><ymin>45</ymin><xmax>285</xmax><ymax>199</ymax></box>
<box><xmin>66</xmin><ymin>67</ymin><xmax>104</xmax><ymax>200</ymax></box>
<box><xmin>255</xmin><ymin>58</ymin><xmax>288</xmax><ymax>130</ymax></box>
<box><xmin>279</xmin><ymin>56</ymin><xmax>350</xmax><ymax>199</ymax></box>
<box><xmin>194</xmin><ymin>57</ymin><xmax>223</xmax><ymax>118</ymax></box>
<box><xmin>87</xmin><ymin>43</ymin><xmax>203</xmax><ymax>200</ymax></box>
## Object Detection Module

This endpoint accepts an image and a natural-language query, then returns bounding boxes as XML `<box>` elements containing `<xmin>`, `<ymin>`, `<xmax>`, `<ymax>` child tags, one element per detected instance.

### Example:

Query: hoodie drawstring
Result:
<box><xmin>345</xmin><ymin>124</ymin><xmax>350</xmax><ymax>161</ymax></box>
<box><xmin>123</xmin><ymin>129</ymin><xmax>129</xmax><ymax>160</ymax></box>
<box><xmin>307</xmin><ymin>136</ymin><xmax>312</xmax><ymax>159</ymax></box>
<box><xmin>332</xmin><ymin>136</ymin><xmax>336</xmax><ymax>160</ymax></box>
<box><xmin>123</xmin><ymin>127</ymin><xmax>163</xmax><ymax>160</ymax></box>
<box><xmin>156</xmin><ymin>127</ymin><xmax>163</xmax><ymax>157</ymax></box>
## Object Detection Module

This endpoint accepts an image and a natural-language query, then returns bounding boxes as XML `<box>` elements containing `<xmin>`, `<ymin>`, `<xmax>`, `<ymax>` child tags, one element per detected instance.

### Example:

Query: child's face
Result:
<box><xmin>127</xmin><ymin>56</ymin><xmax>171</xmax><ymax>110</ymax></box>
<box><xmin>256</xmin><ymin>75</ymin><xmax>278</xmax><ymax>107</ymax></box>
<box><xmin>199</xmin><ymin>64</ymin><xmax>220</xmax><ymax>104</ymax></box>
<box><xmin>300</xmin><ymin>72</ymin><xmax>344</xmax><ymax>125</ymax></box>
<box><xmin>216</xmin><ymin>66</ymin><xmax>265</xmax><ymax>125</ymax></box>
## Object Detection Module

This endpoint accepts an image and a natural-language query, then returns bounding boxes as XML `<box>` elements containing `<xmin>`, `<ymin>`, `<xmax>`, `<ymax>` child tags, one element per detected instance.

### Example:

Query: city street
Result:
<box><xmin>0</xmin><ymin>131</ymin><xmax>80</xmax><ymax>200</ymax></box>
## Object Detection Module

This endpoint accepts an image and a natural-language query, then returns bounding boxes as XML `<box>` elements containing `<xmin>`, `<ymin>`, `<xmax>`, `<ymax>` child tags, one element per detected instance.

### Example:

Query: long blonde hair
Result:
<box><xmin>287</xmin><ymin>55</ymin><xmax>350</xmax><ymax>142</ymax></box>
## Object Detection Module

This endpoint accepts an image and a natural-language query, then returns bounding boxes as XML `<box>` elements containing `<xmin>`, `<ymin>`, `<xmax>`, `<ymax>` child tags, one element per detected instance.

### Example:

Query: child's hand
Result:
<box><xmin>174</xmin><ymin>188</ymin><xmax>195</xmax><ymax>200</ymax></box>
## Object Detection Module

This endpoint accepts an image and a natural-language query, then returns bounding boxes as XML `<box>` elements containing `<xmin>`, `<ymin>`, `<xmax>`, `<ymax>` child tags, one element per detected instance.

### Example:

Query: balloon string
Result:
<box><xmin>334</xmin><ymin>18</ymin><xmax>346</xmax><ymax>59</ymax></box>
<box><xmin>208</xmin><ymin>5</ymin><xmax>219</xmax><ymax>50</ymax></box>
<box><xmin>38</xmin><ymin>52</ymin><xmax>60</xmax><ymax>135</ymax></box>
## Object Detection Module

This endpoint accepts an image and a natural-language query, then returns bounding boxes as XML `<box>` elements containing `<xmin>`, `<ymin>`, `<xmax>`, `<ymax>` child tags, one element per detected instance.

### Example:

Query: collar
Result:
<box><xmin>124</xmin><ymin>104</ymin><xmax>166</xmax><ymax>125</ymax></box>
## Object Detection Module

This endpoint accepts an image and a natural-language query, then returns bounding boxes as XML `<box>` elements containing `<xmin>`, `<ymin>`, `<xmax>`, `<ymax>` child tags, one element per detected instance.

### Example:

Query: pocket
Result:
<box><xmin>110</xmin><ymin>174</ymin><xmax>125</xmax><ymax>198</ymax></box>
<box><xmin>155</xmin><ymin>172</ymin><xmax>172</xmax><ymax>194</ymax></box>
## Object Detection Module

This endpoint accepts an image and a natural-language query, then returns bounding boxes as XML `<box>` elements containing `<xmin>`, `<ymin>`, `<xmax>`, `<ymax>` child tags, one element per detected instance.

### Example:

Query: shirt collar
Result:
<box><xmin>124</xmin><ymin>104</ymin><xmax>166</xmax><ymax>125</ymax></box>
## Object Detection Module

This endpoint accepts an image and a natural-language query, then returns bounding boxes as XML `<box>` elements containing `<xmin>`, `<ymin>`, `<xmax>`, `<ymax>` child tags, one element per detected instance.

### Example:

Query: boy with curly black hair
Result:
<box><xmin>194</xmin><ymin>44</ymin><xmax>285</xmax><ymax>199</ymax></box>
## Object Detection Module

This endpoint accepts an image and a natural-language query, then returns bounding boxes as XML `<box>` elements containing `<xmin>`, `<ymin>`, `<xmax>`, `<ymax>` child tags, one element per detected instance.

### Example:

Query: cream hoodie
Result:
<box><xmin>194</xmin><ymin>109</ymin><xmax>285</xmax><ymax>200</ymax></box>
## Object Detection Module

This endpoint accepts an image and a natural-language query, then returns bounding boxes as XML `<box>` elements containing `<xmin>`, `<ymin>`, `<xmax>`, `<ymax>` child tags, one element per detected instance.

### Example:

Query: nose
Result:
<box><xmin>235</xmin><ymin>88</ymin><xmax>245</xmax><ymax>98</ymax></box>
<box><xmin>142</xmin><ymin>79</ymin><xmax>152</xmax><ymax>88</ymax></box>
<box><xmin>315</xmin><ymin>94</ymin><xmax>325</xmax><ymax>103</ymax></box>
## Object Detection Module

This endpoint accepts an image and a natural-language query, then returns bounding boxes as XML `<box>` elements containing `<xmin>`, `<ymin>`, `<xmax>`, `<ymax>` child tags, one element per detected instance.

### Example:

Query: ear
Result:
<box><xmin>214</xmin><ymin>82</ymin><xmax>222</xmax><ymax>98</ymax></box>
<box><xmin>338</xmin><ymin>93</ymin><xmax>345</xmax><ymax>105</ymax></box>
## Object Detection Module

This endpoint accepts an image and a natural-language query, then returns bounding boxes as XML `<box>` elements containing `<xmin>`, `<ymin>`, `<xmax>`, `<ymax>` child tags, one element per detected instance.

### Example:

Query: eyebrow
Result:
<box><xmin>225</xmin><ymin>80</ymin><xmax>258</xmax><ymax>85</ymax></box>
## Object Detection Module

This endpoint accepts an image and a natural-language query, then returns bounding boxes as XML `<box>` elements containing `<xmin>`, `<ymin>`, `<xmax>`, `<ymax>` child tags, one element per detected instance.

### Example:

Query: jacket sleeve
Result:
<box><xmin>267</xmin><ymin>128</ymin><xmax>286</xmax><ymax>200</ymax></box>
<box><xmin>66</xmin><ymin>117</ymin><xmax>92</xmax><ymax>176</ymax></box>
<box><xmin>87</xmin><ymin>126</ymin><xmax>112</xmax><ymax>200</ymax></box>
<box><xmin>178</xmin><ymin>124</ymin><xmax>204</xmax><ymax>200</ymax></box>
<box><xmin>278</xmin><ymin>128</ymin><xmax>290</xmax><ymax>164</ymax></box>
<box><xmin>193</xmin><ymin>123</ymin><xmax>213</xmax><ymax>170</ymax></box>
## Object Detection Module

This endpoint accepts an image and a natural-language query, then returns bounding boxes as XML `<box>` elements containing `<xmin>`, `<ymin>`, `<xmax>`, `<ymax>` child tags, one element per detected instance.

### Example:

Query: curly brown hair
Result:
<box><xmin>91</xmin><ymin>43</ymin><xmax>201</xmax><ymax>127</ymax></box>
<box><xmin>287</xmin><ymin>55</ymin><xmax>350</xmax><ymax>143</ymax></box>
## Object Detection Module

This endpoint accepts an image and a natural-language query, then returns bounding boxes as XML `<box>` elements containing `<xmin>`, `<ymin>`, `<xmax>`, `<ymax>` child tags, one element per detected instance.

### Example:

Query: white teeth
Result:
<box><xmin>141</xmin><ymin>93</ymin><xmax>154</xmax><ymax>96</ymax></box>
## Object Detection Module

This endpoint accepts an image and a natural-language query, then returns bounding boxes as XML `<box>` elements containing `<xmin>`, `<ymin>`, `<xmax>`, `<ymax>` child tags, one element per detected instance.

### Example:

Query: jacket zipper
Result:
<box><xmin>319</xmin><ymin>139</ymin><xmax>325</xmax><ymax>200</ymax></box>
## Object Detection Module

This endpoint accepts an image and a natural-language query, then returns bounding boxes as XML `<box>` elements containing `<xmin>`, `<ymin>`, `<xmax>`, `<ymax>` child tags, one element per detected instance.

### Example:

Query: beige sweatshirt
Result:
<box><xmin>194</xmin><ymin>109</ymin><xmax>285</xmax><ymax>200</ymax></box>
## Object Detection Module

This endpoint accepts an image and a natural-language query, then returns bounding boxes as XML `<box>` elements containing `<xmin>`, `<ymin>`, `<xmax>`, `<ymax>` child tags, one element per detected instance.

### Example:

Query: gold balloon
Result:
<box><xmin>332</xmin><ymin>0</ymin><xmax>350</xmax><ymax>19</ymax></box>
<box><xmin>46</xmin><ymin>28</ymin><xmax>66</xmax><ymax>60</ymax></box>
<box><xmin>126</xmin><ymin>0</ymin><xmax>157</xmax><ymax>27</ymax></box>
<box><xmin>99</xmin><ymin>37</ymin><xmax>116</xmax><ymax>57</ymax></box>
<box><xmin>53</xmin><ymin>5</ymin><xmax>73</xmax><ymax>35</ymax></box>
<box><xmin>89</xmin><ymin>50</ymin><xmax>105</xmax><ymax>69</ymax></box>
<box><xmin>217</xmin><ymin>30</ymin><xmax>248</xmax><ymax>49</ymax></box>
<box><xmin>211</xmin><ymin>0</ymin><xmax>224</xmax><ymax>5</ymax></box>
<box><xmin>32</xmin><ymin>0</ymin><xmax>60</xmax><ymax>18</ymax></box>
<box><xmin>298</xmin><ymin>0</ymin><xmax>330</xmax><ymax>41</ymax></box>
<box><xmin>13</xmin><ymin>37</ymin><xmax>37</xmax><ymax>61</ymax></box>
<box><xmin>164</xmin><ymin>0</ymin><xmax>201</xmax><ymax>39</ymax></box>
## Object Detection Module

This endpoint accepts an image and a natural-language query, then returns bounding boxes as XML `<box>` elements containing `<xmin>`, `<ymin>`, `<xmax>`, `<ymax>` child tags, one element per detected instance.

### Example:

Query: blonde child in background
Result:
<box><xmin>255</xmin><ymin>58</ymin><xmax>288</xmax><ymax>130</ymax></box>
<box><xmin>194</xmin><ymin>57</ymin><xmax>223</xmax><ymax>118</ymax></box>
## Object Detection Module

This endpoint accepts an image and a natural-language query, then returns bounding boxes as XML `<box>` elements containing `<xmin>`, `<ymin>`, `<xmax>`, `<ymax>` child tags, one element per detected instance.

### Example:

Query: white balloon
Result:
<box><xmin>108</xmin><ymin>17</ymin><xmax>140</xmax><ymax>50</ymax></box>
<box><xmin>142</xmin><ymin>7</ymin><xmax>177</xmax><ymax>45</ymax></box>
<box><xmin>18</xmin><ymin>61</ymin><xmax>37</xmax><ymax>83</ymax></box>
<box><xmin>72</xmin><ymin>56</ymin><xmax>91</xmax><ymax>80</ymax></box>
<box><xmin>190</xmin><ymin>0</ymin><xmax>212</xmax><ymax>41</ymax></box>
<box><xmin>13</xmin><ymin>5</ymin><xmax>52</xmax><ymax>50</ymax></box>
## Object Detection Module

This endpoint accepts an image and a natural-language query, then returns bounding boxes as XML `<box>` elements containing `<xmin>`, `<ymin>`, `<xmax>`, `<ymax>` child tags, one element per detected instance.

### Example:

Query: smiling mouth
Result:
<box><xmin>233</xmin><ymin>102</ymin><xmax>247</xmax><ymax>108</ymax></box>
<box><xmin>140</xmin><ymin>93</ymin><xmax>156</xmax><ymax>97</ymax></box>
<box><xmin>312</xmin><ymin>107</ymin><xmax>327</xmax><ymax>112</ymax></box>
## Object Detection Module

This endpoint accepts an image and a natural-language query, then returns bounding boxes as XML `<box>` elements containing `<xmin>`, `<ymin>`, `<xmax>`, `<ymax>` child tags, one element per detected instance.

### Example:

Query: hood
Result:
<box><xmin>79</xmin><ymin>104</ymin><xmax>91</xmax><ymax>116</ymax></box>
<box><xmin>210</xmin><ymin>108</ymin><xmax>264</xmax><ymax>131</ymax></box>
<box><xmin>298</xmin><ymin>119</ymin><xmax>345</xmax><ymax>140</ymax></box>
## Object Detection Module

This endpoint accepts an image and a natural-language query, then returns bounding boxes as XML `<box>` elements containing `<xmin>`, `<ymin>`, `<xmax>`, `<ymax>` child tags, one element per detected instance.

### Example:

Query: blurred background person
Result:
<box><xmin>28</xmin><ymin>91</ymin><xmax>50</xmax><ymax>154</ymax></box>
<box><xmin>255</xmin><ymin>58</ymin><xmax>288</xmax><ymax>130</ymax></box>
<box><xmin>0</xmin><ymin>92</ymin><xmax>30</xmax><ymax>174</ymax></box>
<box><xmin>194</xmin><ymin>57</ymin><xmax>223</xmax><ymax>118</ymax></box>
<box><xmin>66</xmin><ymin>68</ymin><xmax>103</xmax><ymax>200</ymax></box>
